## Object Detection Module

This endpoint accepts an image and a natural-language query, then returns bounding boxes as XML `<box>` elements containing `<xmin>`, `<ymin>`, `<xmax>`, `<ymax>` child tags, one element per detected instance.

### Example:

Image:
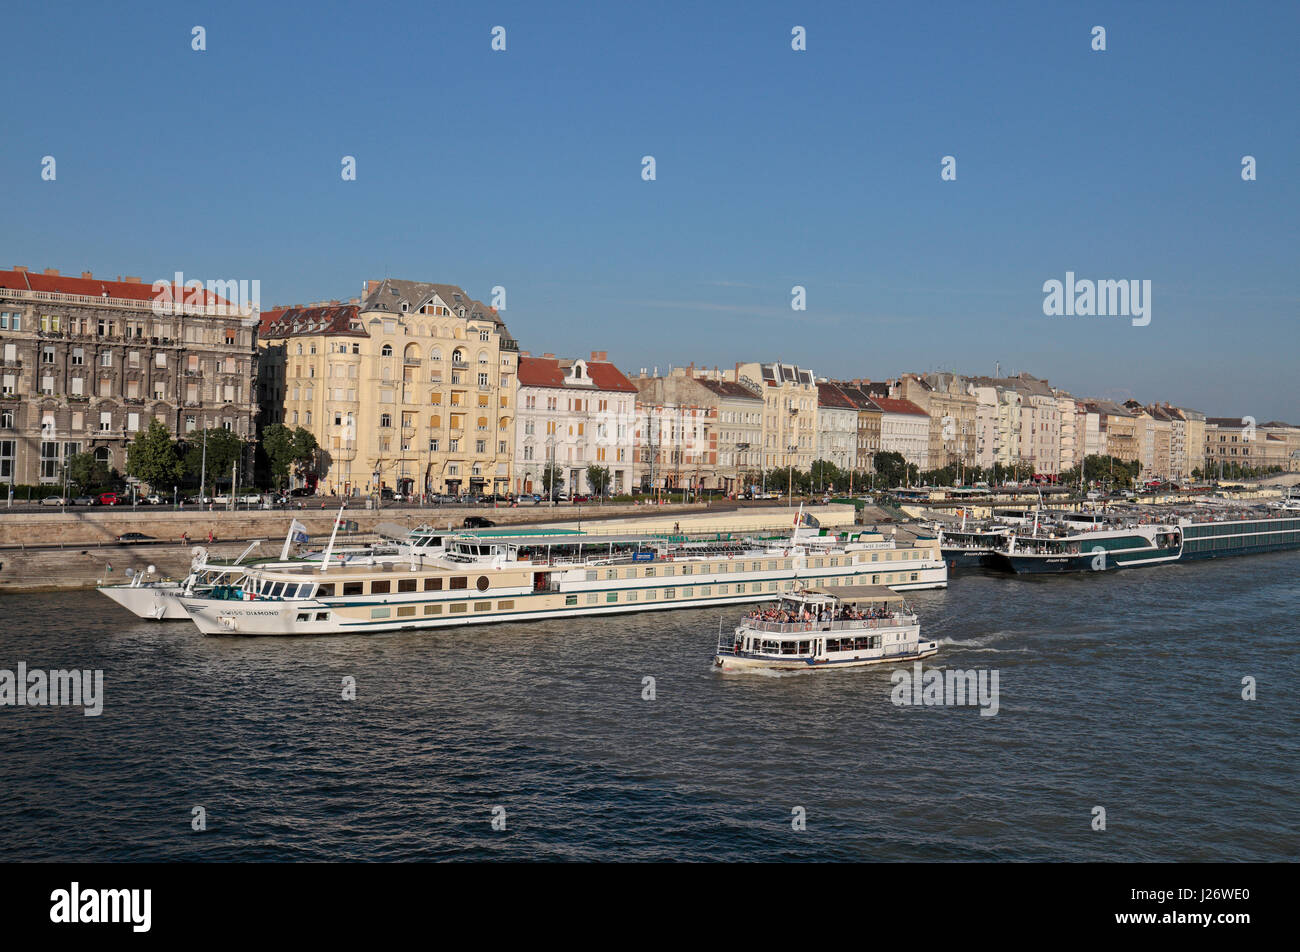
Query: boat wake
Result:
<box><xmin>936</xmin><ymin>630</ymin><xmax>1031</xmax><ymax>653</ymax></box>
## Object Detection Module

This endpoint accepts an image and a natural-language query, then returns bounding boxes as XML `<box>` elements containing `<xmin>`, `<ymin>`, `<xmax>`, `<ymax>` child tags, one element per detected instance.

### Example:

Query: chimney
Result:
<box><xmin>348</xmin><ymin>297</ymin><xmax>359</xmax><ymax>305</ymax></box>
<box><xmin>43</xmin><ymin>268</ymin><xmax>59</xmax><ymax>276</ymax></box>
<box><xmin>520</xmin><ymin>350</ymin><xmax>531</xmax><ymax>357</ymax></box>
<box><xmin>591</xmin><ymin>351</ymin><xmax>599</xmax><ymax>361</ymax></box>
<box><xmin>12</xmin><ymin>265</ymin><xmax>27</xmax><ymax>272</ymax></box>
<box><xmin>123</xmin><ymin>276</ymin><xmax>142</xmax><ymax>284</ymax></box>
<box><xmin>81</xmin><ymin>271</ymin><xmax>93</xmax><ymax>279</ymax></box>
<box><xmin>329</xmin><ymin>299</ymin><xmax>340</xmax><ymax>306</ymax></box>
<box><xmin>543</xmin><ymin>353</ymin><xmax>555</xmax><ymax>359</ymax></box>
<box><xmin>365</xmin><ymin>280</ymin><xmax>382</xmax><ymax>295</ymax></box>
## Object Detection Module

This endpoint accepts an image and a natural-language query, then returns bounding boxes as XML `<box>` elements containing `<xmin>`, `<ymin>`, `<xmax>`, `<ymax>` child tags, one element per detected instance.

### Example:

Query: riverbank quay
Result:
<box><xmin>0</xmin><ymin>502</ymin><xmax>856</xmax><ymax>592</ymax></box>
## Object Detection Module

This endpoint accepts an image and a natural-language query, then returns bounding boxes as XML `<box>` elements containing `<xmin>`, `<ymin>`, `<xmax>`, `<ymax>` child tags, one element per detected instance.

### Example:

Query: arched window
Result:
<box><xmin>380</xmin><ymin>413</ymin><xmax>392</xmax><ymax>428</ymax></box>
<box><xmin>404</xmin><ymin>344</ymin><xmax>420</xmax><ymax>361</ymax></box>
<box><xmin>429</xmin><ymin>414</ymin><xmax>441</xmax><ymax>429</ymax></box>
<box><xmin>296</xmin><ymin>343</ymin><xmax>303</xmax><ymax>355</ymax></box>
<box><xmin>430</xmin><ymin>348</ymin><xmax>442</xmax><ymax>361</ymax></box>
<box><xmin>381</xmin><ymin>343</ymin><xmax>393</xmax><ymax>357</ymax></box>
<box><xmin>477</xmin><ymin>351</ymin><xmax>489</xmax><ymax>365</ymax></box>
<box><xmin>452</xmin><ymin>348</ymin><xmax>465</xmax><ymax>365</ymax></box>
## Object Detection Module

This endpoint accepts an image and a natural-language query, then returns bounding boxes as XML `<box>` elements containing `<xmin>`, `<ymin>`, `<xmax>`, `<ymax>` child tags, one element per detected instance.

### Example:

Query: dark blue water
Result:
<box><xmin>2</xmin><ymin>553</ymin><xmax>1297</xmax><ymax>861</ymax></box>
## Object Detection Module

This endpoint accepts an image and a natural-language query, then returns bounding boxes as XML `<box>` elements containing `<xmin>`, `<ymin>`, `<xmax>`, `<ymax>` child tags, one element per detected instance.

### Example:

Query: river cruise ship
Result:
<box><xmin>177</xmin><ymin>522</ymin><xmax>948</xmax><ymax>635</ymax></box>
<box><xmin>988</xmin><ymin>510</ymin><xmax>1300</xmax><ymax>574</ymax></box>
<box><xmin>99</xmin><ymin>524</ymin><xmax>450</xmax><ymax>620</ymax></box>
<box><xmin>714</xmin><ymin>586</ymin><xmax>939</xmax><ymax>671</ymax></box>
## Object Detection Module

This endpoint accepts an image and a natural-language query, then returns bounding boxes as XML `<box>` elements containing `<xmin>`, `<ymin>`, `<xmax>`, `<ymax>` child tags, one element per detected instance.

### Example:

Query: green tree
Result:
<box><xmin>585</xmin><ymin>464</ymin><xmax>611</xmax><ymax>496</ymax></box>
<box><xmin>542</xmin><ymin>462</ymin><xmax>565</xmax><ymax>495</ymax></box>
<box><xmin>126</xmin><ymin>419</ymin><xmax>184</xmax><ymax>490</ymax></box>
<box><xmin>68</xmin><ymin>451</ymin><xmax>111</xmax><ymax>493</ymax></box>
<box><xmin>262</xmin><ymin>424</ymin><xmax>318</xmax><ymax>487</ymax></box>
<box><xmin>182</xmin><ymin>427</ymin><xmax>244</xmax><ymax>486</ymax></box>
<box><xmin>872</xmin><ymin>451</ymin><xmax>908</xmax><ymax>488</ymax></box>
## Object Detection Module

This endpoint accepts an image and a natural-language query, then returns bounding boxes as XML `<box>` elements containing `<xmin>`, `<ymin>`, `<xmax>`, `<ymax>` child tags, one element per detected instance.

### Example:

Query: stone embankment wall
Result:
<box><xmin>0</xmin><ymin>503</ymin><xmax>856</xmax><ymax>592</ymax></box>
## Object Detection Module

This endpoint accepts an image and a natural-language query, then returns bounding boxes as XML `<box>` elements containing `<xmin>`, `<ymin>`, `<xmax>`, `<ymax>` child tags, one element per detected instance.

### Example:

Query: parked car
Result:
<box><xmin>72</xmin><ymin>495</ymin><xmax>97</xmax><ymax>506</ymax></box>
<box><xmin>115</xmin><ymin>532</ymin><xmax>155</xmax><ymax>544</ymax></box>
<box><xmin>144</xmin><ymin>494</ymin><xmax>163</xmax><ymax>505</ymax></box>
<box><xmin>98</xmin><ymin>492</ymin><xmax>120</xmax><ymax>506</ymax></box>
<box><xmin>571</xmin><ymin>494</ymin><xmax>592</xmax><ymax>503</ymax></box>
<box><xmin>289</xmin><ymin>487</ymin><xmax>313</xmax><ymax>498</ymax></box>
<box><xmin>463</xmin><ymin>516</ymin><xmax>495</xmax><ymax>529</ymax></box>
<box><xmin>238</xmin><ymin>493</ymin><xmax>262</xmax><ymax>505</ymax></box>
<box><xmin>40</xmin><ymin>495</ymin><xmax>68</xmax><ymax>506</ymax></box>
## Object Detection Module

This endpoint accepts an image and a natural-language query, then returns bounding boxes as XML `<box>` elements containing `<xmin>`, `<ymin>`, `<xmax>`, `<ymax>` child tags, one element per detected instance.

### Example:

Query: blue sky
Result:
<box><xmin>3</xmin><ymin>0</ymin><xmax>1296</xmax><ymax>419</ymax></box>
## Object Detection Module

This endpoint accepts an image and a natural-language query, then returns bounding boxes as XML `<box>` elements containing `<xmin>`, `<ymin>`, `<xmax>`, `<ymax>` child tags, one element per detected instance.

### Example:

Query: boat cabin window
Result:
<box><xmin>424</xmin><ymin>577</ymin><xmax>443</xmax><ymax>591</ymax></box>
<box><xmin>317</xmin><ymin>583</ymin><xmax>335</xmax><ymax>597</ymax></box>
<box><xmin>371</xmin><ymin>580</ymin><xmax>391</xmax><ymax>594</ymax></box>
<box><xmin>449</xmin><ymin>577</ymin><xmax>468</xmax><ymax>590</ymax></box>
<box><xmin>269</xmin><ymin>582</ymin><xmax>285</xmax><ymax>598</ymax></box>
<box><xmin>398</xmin><ymin>579</ymin><xmax>417</xmax><ymax>593</ymax></box>
<box><xmin>343</xmin><ymin>581</ymin><xmax>364</xmax><ymax>596</ymax></box>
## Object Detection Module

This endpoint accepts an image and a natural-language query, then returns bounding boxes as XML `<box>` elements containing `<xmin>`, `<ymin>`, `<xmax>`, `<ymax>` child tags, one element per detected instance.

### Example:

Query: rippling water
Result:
<box><xmin>2</xmin><ymin>552</ymin><xmax>1297</xmax><ymax>861</ymax></box>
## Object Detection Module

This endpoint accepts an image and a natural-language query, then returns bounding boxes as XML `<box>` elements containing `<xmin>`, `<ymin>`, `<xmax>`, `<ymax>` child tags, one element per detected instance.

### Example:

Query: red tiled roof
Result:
<box><xmin>518</xmin><ymin>355</ymin><xmax>637</xmax><ymax>392</ymax></box>
<box><xmin>817</xmin><ymin>381</ymin><xmax>857</xmax><ymax>410</ymax></box>
<box><xmin>0</xmin><ymin>268</ymin><xmax>234</xmax><ymax>306</ymax></box>
<box><xmin>870</xmin><ymin>396</ymin><xmax>928</xmax><ymax>417</ymax></box>
<box><xmin>259</xmin><ymin>304</ymin><xmax>364</xmax><ymax>338</ymax></box>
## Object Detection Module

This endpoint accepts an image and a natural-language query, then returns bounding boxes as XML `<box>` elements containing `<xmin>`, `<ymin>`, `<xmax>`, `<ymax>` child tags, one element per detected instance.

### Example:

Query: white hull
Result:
<box><xmin>716</xmin><ymin>640</ymin><xmax>939</xmax><ymax>671</ymax></box>
<box><xmin>98</xmin><ymin>583</ymin><xmax>191</xmax><ymax>620</ymax></box>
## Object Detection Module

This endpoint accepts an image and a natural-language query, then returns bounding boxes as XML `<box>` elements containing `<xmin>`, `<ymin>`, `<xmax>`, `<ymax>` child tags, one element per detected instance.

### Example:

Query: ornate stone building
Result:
<box><xmin>1</xmin><ymin>266</ymin><xmax>259</xmax><ymax>488</ymax></box>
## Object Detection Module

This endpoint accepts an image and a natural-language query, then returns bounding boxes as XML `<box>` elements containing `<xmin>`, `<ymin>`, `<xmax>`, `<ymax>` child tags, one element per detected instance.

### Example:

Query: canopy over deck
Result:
<box><xmin>802</xmin><ymin>584</ymin><xmax>902</xmax><ymax>604</ymax></box>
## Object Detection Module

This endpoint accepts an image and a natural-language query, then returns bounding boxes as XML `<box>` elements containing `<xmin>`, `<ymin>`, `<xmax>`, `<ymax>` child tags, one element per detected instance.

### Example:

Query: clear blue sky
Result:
<box><xmin>3</xmin><ymin>0</ymin><xmax>1296</xmax><ymax>419</ymax></box>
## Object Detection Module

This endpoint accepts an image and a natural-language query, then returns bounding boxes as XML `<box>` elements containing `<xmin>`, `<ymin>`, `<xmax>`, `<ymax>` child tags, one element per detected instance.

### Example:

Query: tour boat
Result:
<box><xmin>175</xmin><ymin>509</ymin><xmax>949</xmax><ymax>636</ymax></box>
<box><xmin>713</xmin><ymin>586</ymin><xmax>939</xmax><ymax>671</ymax></box>
<box><xmin>987</xmin><ymin>510</ymin><xmax>1300</xmax><ymax>574</ymax></box>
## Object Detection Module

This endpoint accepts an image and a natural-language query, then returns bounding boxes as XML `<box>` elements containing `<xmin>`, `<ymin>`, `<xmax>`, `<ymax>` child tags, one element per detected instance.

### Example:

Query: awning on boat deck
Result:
<box><xmin>802</xmin><ymin>584</ymin><xmax>902</xmax><ymax>604</ymax></box>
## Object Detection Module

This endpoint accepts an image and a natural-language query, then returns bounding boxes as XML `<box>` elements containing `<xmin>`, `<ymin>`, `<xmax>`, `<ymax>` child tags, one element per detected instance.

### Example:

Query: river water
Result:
<box><xmin>1</xmin><ymin>552</ymin><xmax>1296</xmax><ymax>861</ymax></box>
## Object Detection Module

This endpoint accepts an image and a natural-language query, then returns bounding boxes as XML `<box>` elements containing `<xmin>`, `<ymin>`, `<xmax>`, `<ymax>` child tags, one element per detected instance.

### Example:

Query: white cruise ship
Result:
<box><xmin>177</xmin><ymin>521</ymin><xmax>947</xmax><ymax>636</ymax></box>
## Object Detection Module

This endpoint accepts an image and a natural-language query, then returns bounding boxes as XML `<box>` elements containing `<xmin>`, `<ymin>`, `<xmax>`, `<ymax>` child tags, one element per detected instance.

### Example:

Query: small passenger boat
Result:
<box><xmin>714</xmin><ymin>585</ymin><xmax>938</xmax><ymax>671</ymax></box>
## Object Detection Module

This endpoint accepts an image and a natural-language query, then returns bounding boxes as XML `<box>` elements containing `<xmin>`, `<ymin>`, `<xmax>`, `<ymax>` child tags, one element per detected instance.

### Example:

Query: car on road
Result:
<box><xmin>571</xmin><ymin>494</ymin><xmax>592</xmax><ymax>503</ymax></box>
<box><xmin>238</xmin><ymin>493</ymin><xmax>263</xmax><ymax>505</ymax></box>
<box><xmin>462</xmin><ymin>516</ymin><xmax>495</xmax><ymax>529</ymax></box>
<box><xmin>72</xmin><ymin>495</ymin><xmax>97</xmax><ymax>506</ymax></box>
<box><xmin>144</xmin><ymin>493</ymin><xmax>164</xmax><ymax>505</ymax></box>
<box><xmin>116</xmin><ymin>532</ymin><xmax>155</xmax><ymax>544</ymax></box>
<box><xmin>40</xmin><ymin>495</ymin><xmax>68</xmax><ymax>506</ymax></box>
<box><xmin>98</xmin><ymin>492</ymin><xmax>121</xmax><ymax>506</ymax></box>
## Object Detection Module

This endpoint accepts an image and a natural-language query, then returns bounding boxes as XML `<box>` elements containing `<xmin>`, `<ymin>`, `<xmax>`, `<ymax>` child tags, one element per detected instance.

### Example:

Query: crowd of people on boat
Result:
<box><xmin>744</xmin><ymin>602</ymin><xmax>897</xmax><ymax>625</ymax></box>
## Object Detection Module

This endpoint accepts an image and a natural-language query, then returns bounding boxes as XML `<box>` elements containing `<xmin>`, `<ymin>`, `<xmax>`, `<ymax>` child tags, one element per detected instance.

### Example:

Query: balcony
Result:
<box><xmin>404</xmin><ymin>358</ymin><xmax>421</xmax><ymax>366</ymax></box>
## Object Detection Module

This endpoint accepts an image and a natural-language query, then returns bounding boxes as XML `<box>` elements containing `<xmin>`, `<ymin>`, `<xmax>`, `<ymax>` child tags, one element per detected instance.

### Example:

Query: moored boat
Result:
<box><xmin>714</xmin><ymin>586</ymin><xmax>938</xmax><ymax>671</ymax></box>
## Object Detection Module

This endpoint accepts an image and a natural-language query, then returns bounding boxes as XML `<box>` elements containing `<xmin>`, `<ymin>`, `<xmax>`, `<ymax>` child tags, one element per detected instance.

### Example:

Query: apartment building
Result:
<box><xmin>815</xmin><ymin>381</ymin><xmax>859</xmax><ymax>473</ymax></box>
<box><xmin>259</xmin><ymin>279</ymin><xmax>518</xmax><ymax>496</ymax></box>
<box><xmin>515</xmin><ymin>351</ymin><xmax>636</xmax><ymax>496</ymax></box>
<box><xmin>1</xmin><ymin>266</ymin><xmax>258</xmax><ymax>486</ymax></box>
<box><xmin>729</xmin><ymin>361</ymin><xmax>819</xmax><ymax>473</ymax></box>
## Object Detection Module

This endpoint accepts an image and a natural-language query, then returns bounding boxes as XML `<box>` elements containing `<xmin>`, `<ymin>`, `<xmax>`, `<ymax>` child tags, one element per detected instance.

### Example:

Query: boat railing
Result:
<box><xmin>738</xmin><ymin>614</ymin><xmax>914</xmax><ymax>634</ymax></box>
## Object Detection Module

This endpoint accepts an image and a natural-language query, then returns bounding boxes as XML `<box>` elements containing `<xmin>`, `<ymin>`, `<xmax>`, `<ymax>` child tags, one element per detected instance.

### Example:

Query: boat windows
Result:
<box><xmin>497</xmin><ymin>600</ymin><xmax>514</xmax><ymax>610</ymax></box>
<box><xmin>450</xmin><ymin>603</ymin><xmax>467</xmax><ymax>613</ymax></box>
<box><xmin>317</xmin><ymin>583</ymin><xmax>335</xmax><ymax>597</ymax></box>
<box><xmin>644</xmin><ymin>567</ymin><xmax>655</xmax><ymax>577</ymax></box>
<box><xmin>474</xmin><ymin>601</ymin><xmax>491</xmax><ymax>611</ymax></box>
<box><xmin>315</xmin><ymin>612</ymin><xmax>330</xmax><ymax>622</ymax></box>
<box><xmin>343</xmin><ymin>582</ymin><xmax>364</xmax><ymax>596</ymax></box>
<box><xmin>371</xmin><ymin>580</ymin><xmax>391</xmax><ymax>594</ymax></box>
<box><xmin>398</xmin><ymin>606</ymin><xmax>416</xmax><ymax>617</ymax></box>
<box><xmin>450</xmin><ymin>577</ymin><xmax>468</xmax><ymax>590</ymax></box>
<box><xmin>626</xmin><ymin>591</ymin><xmax>637</xmax><ymax>601</ymax></box>
<box><xmin>736</xmin><ymin>583</ymin><xmax>746</xmax><ymax>593</ymax></box>
<box><xmin>586</xmin><ymin>594</ymin><xmax>598</xmax><ymax>605</ymax></box>
<box><xmin>565</xmin><ymin>595</ymin><xmax>578</xmax><ymax>606</ymax></box>
<box><xmin>296</xmin><ymin>613</ymin><xmax>311</xmax><ymax>622</ymax></box>
<box><xmin>424</xmin><ymin>604</ymin><xmax>442</xmax><ymax>615</ymax></box>
<box><xmin>398</xmin><ymin>579</ymin><xmax>417</xmax><ymax>593</ymax></box>
<box><xmin>476</xmin><ymin>576</ymin><xmax>490</xmax><ymax>592</ymax></box>
<box><xmin>371</xmin><ymin>607</ymin><xmax>391</xmax><ymax>619</ymax></box>
<box><xmin>269</xmin><ymin>582</ymin><xmax>285</xmax><ymax>598</ymax></box>
<box><xmin>425</xmin><ymin>577</ymin><xmax>443</xmax><ymax>591</ymax></box>
<box><xmin>664</xmin><ymin>588</ymin><xmax>675</xmax><ymax>599</ymax></box>
<box><xmin>606</xmin><ymin>593</ymin><xmax>617</xmax><ymax>603</ymax></box>
<box><xmin>761</xmin><ymin>640</ymin><xmax>780</xmax><ymax>653</ymax></box>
